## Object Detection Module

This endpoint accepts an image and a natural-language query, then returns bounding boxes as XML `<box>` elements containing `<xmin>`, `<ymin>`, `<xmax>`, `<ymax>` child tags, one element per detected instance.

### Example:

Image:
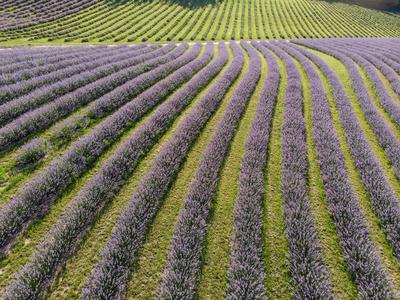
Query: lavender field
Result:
<box><xmin>1</xmin><ymin>0</ymin><xmax>399</xmax><ymax>45</ymax></box>
<box><xmin>0</xmin><ymin>38</ymin><xmax>398</xmax><ymax>299</ymax></box>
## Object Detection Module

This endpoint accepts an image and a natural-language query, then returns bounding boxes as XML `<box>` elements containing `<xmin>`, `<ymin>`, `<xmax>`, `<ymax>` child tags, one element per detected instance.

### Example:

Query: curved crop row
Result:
<box><xmin>0</xmin><ymin>45</ymin><xmax>156</xmax><ymax>124</ymax></box>
<box><xmin>350</xmin><ymin>42</ymin><xmax>400</xmax><ymax>73</ymax></box>
<box><xmin>225</xmin><ymin>41</ymin><xmax>280</xmax><ymax>299</ymax></box>
<box><xmin>281</xmin><ymin>41</ymin><xmax>394</xmax><ymax>298</ymax></box>
<box><xmin>262</xmin><ymin>41</ymin><xmax>333</xmax><ymax>298</ymax></box>
<box><xmin>0</xmin><ymin>46</ymin><xmax>103</xmax><ymax>76</ymax></box>
<box><xmin>0</xmin><ymin>39</ymin><xmax>399</xmax><ymax>299</ymax></box>
<box><xmin>0</xmin><ymin>43</ymin><xmax>201</xmax><ymax>252</ymax></box>
<box><xmin>158</xmin><ymin>41</ymin><xmax>260</xmax><ymax>299</ymax></box>
<box><xmin>296</xmin><ymin>40</ymin><xmax>400</xmax><ymax>260</ymax></box>
<box><xmin>323</xmin><ymin>41</ymin><xmax>400</xmax><ymax>120</ymax></box>
<box><xmin>315</xmin><ymin>42</ymin><xmax>400</xmax><ymax>181</ymax></box>
<box><xmin>0</xmin><ymin>44</ymin><xmax>100</xmax><ymax>61</ymax></box>
<box><xmin>0</xmin><ymin>45</ymin><xmax>147</xmax><ymax>86</ymax></box>
<box><xmin>327</xmin><ymin>39</ymin><xmax>400</xmax><ymax>65</ymax></box>
<box><xmin>0</xmin><ymin>43</ymin><xmax>180</xmax><ymax>151</ymax></box>
<box><xmin>0</xmin><ymin>46</ymin><xmax>136</xmax><ymax>86</ymax></box>
<box><xmin>1</xmin><ymin>0</ymin><xmax>400</xmax><ymax>43</ymax></box>
<box><xmin>0</xmin><ymin>45</ymin><xmax>153</xmax><ymax>104</ymax></box>
<box><xmin>350</xmin><ymin>47</ymin><xmax>400</xmax><ymax>94</ymax></box>
<box><xmin>3</xmin><ymin>43</ymin><xmax>219</xmax><ymax>300</ymax></box>
<box><xmin>80</xmin><ymin>41</ymin><xmax>244</xmax><ymax>300</ymax></box>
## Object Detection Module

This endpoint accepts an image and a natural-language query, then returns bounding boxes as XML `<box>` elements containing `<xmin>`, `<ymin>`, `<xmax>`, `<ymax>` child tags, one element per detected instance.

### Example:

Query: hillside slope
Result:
<box><xmin>0</xmin><ymin>0</ymin><xmax>99</xmax><ymax>31</ymax></box>
<box><xmin>334</xmin><ymin>0</ymin><xmax>399</xmax><ymax>9</ymax></box>
<box><xmin>0</xmin><ymin>39</ymin><xmax>399</xmax><ymax>299</ymax></box>
<box><xmin>0</xmin><ymin>0</ymin><xmax>399</xmax><ymax>45</ymax></box>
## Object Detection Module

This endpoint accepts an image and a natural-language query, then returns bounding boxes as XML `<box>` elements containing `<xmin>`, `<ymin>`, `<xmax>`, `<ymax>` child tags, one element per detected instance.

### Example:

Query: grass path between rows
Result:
<box><xmin>312</xmin><ymin>49</ymin><xmax>400</xmax><ymax>290</ymax></box>
<box><xmin>47</xmin><ymin>44</ymin><xmax>228</xmax><ymax>299</ymax></box>
<box><xmin>195</xmin><ymin>44</ymin><xmax>254</xmax><ymax>299</ymax></box>
<box><xmin>262</xmin><ymin>53</ymin><xmax>292</xmax><ymax>299</ymax></box>
<box><xmin>123</xmin><ymin>44</ymin><xmax>236</xmax><ymax>299</ymax></box>
<box><xmin>0</xmin><ymin>104</ymin><xmax>108</xmax><ymax>207</ymax></box>
<box><xmin>0</xmin><ymin>45</ymin><xmax>203</xmax><ymax>294</ymax></box>
<box><xmin>356</xmin><ymin>64</ymin><xmax>400</xmax><ymax>141</ymax></box>
<box><xmin>295</xmin><ymin>58</ymin><xmax>359</xmax><ymax>299</ymax></box>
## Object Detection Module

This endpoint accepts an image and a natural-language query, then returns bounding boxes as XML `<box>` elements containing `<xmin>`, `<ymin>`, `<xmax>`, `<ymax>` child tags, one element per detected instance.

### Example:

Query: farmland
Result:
<box><xmin>1</xmin><ymin>0</ymin><xmax>400</xmax><ymax>298</ymax></box>
<box><xmin>0</xmin><ymin>38</ymin><xmax>399</xmax><ymax>299</ymax></box>
<box><xmin>0</xmin><ymin>0</ymin><xmax>400</xmax><ymax>45</ymax></box>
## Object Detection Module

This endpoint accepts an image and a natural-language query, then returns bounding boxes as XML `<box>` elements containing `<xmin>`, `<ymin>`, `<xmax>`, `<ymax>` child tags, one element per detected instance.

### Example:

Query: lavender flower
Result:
<box><xmin>81</xmin><ymin>41</ymin><xmax>244</xmax><ymax>300</ymax></box>
<box><xmin>0</xmin><ymin>43</ymin><xmax>199</xmax><ymax>253</ymax></box>
<box><xmin>261</xmin><ymin>41</ymin><xmax>333</xmax><ymax>299</ymax></box>
<box><xmin>0</xmin><ymin>45</ymin><xmax>155</xmax><ymax>125</ymax></box>
<box><xmin>281</xmin><ymin>40</ymin><xmax>394</xmax><ymax>298</ymax></box>
<box><xmin>3</xmin><ymin>42</ymin><xmax>221</xmax><ymax>300</ymax></box>
<box><xmin>159</xmin><ymin>41</ymin><xmax>261</xmax><ymax>299</ymax></box>
<box><xmin>294</xmin><ymin>39</ymin><xmax>400</xmax><ymax>260</ymax></box>
<box><xmin>0</xmin><ymin>44</ymin><xmax>179</xmax><ymax>151</ymax></box>
<box><xmin>226</xmin><ymin>41</ymin><xmax>280</xmax><ymax>300</ymax></box>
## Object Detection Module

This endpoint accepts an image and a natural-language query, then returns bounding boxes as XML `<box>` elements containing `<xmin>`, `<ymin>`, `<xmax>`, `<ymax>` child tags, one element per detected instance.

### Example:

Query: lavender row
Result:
<box><xmin>0</xmin><ymin>0</ymin><xmax>98</xmax><ymax>31</ymax></box>
<box><xmin>282</xmin><ymin>41</ymin><xmax>393</xmax><ymax>298</ymax></box>
<box><xmin>0</xmin><ymin>43</ymin><xmax>199</xmax><ymax>252</ymax></box>
<box><xmin>159</xmin><ymin>41</ymin><xmax>260</xmax><ymax>299</ymax></box>
<box><xmin>0</xmin><ymin>45</ymin><xmax>150</xmax><ymax>115</ymax></box>
<box><xmin>82</xmin><ymin>42</ymin><xmax>205</xmax><ymax>120</ymax></box>
<box><xmin>336</xmin><ymin>39</ymin><xmax>400</xmax><ymax>66</ymax></box>
<box><xmin>0</xmin><ymin>45</ymin><xmax>146</xmax><ymax>86</ymax></box>
<box><xmin>80</xmin><ymin>41</ymin><xmax>244</xmax><ymax>300</ymax></box>
<box><xmin>334</xmin><ymin>38</ymin><xmax>400</xmax><ymax>78</ymax></box>
<box><xmin>347</xmin><ymin>43</ymin><xmax>400</xmax><ymax>94</ymax></box>
<box><xmin>262</xmin><ymin>41</ymin><xmax>333</xmax><ymax>298</ymax></box>
<box><xmin>354</xmin><ymin>48</ymin><xmax>400</xmax><ymax>96</ymax></box>
<box><xmin>0</xmin><ymin>44</ymin><xmax>170</xmax><ymax>146</ymax></box>
<box><xmin>296</xmin><ymin>39</ymin><xmax>400</xmax><ymax>260</ymax></box>
<box><xmin>0</xmin><ymin>44</ymin><xmax>153</xmax><ymax>105</ymax></box>
<box><xmin>317</xmin><ymin>42</ymin><xmax>400</xmax><ymax>181</ymax></box>
<box><xmin>0</xmin><ymin>43</ymin><xmax>180</xmax><ymax>152</ymax></box>
<box><xmin>0</xmin><ymin>45</ymin><xmax>156</xmax><ymax>126</ymax></box>
<box><xmin>370</xmin><ymin>54</ymin><xmax>400</xmax><ymax>74</ymax></box>
<box><xmin>0</xmin><ymin>46</ymin><xmax>107</xmax><ymax>77</ymax></box>
<box><xmin>0</xmin><ymin>45</ymin><xmax>99</xmax><ymax>69</ymax></box>
<box><xmin>335</xmin><ymin>43</ymin><xmax>400</xmax><ymax>129</ymax></box>
<box><xmin>343</xmin><ymin>40</ymin><xmax>400</xmax><ymax>74</ymax></box>
<box><xmin>3</xmin><ymin>43</ymin><xmax>219</xmax><ymax>300</ymax></box>
<box><xmin>0</xmin><ymin>46</ymin><xmax>150</xmax><ymax>104</ymax></box>
<box><xmin>323</xmin><ymin>41</ymin><xmax>400</xmax><ymax>126</ymax></box>
<box><xmin>226</xmin><ymin>41</ymin><xmax>280</xmax><ymax>300</ymax></box>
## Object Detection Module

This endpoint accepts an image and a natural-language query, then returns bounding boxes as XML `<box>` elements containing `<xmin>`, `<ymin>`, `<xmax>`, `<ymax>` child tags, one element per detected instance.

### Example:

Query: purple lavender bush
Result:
<box><xmin>282</xmin><ymin>40</ymin><xmax>394</xmax><ymax>298</ymax></box>
<box><xmin>226</xmin><ymin>40</ymin><xmax>280</xmax><ymax>300</ymax></box>
<box><xmin>0</xmin><ymin>43</ymin><xmax>201</xmax><ymax>253</ymax></box>
<box><xmin>80</xmin><ymin>41</ymin><xmax>244</xmax><ymax>300</ymax></box>
<box><xmin>158</xmin><ymin>41</ymin><xmax>260</xmax><ymax>299</ymax></box>
<box><xmin>294</xmin><ymin>39</ymin><xmax>400</xmax><ymax>261</ymax></box>
<box><xmin>3</xmin><ymin>43</ymin><xmax>223</xmax><ymax>300</ymax></box>
<box><xmin>0</xmin><ymin>44</ymin><xmax>179</xmax><ymax>151</ymax></box>
<box><xmin>261</xmin><ymin>40</ymin><xmax>333</xmax><ymax>299</ymax></box>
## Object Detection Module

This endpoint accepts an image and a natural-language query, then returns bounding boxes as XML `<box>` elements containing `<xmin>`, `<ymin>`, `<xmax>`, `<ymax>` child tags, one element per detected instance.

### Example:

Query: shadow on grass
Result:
<box><xmin>321</xmin><ymin>0</ymin><xmax>399</xmax><ymax>10</ymax></box>
<box><xmin>106</xmin><ymin>0</ymin><xmax>218</xmax><ymax>8</ymax></box>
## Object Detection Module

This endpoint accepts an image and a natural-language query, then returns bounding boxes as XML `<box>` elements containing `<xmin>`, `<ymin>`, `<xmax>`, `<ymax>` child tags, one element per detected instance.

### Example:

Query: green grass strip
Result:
<box><xmin>295</xmin><ymin>58</ymin><xmax>359</xmax><ymax>299</ymax></box>
<box><xmin>262</xmin><ymin>52</ymin><xmax>292</xmax><ymax>299</ymax></box>
<box><xmin>123</xmin><ymin>45</ymin><xmax>235</xmax><ymax>299</ymax></box>
<box><xmin>313</xmin><ymin>49</ymin><xmax>400</xmax><ymax>289</ymax></box>
<box><xmin>47</xmin><ymin>44</ymin><xmax>225</xmax><ymax>298</ymax></box>
<box><xmin>47</xmin><ymin>102</ymin><xmax>172</xmax><ymax>299</ymax></box>
<box><xmin>357</xmin><ymin>64</ymin><xmax>400</xmax><ymax>140</ymax></box>
<box><xmin>196</xmin><ymin>43</ymin><xmax>266</xmax><ymax>299</ymax></box>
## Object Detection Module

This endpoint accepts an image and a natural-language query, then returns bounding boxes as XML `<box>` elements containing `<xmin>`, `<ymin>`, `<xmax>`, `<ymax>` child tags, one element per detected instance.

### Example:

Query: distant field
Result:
<box><xmin>0</xmin><ymin>0</ymin><xmax>399</xmax><ymax>45</ymax></box>
<box><xmin>0</xmin><ymin>38</ymin><xmax>399</xmax><ymax>299</ymax></box>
